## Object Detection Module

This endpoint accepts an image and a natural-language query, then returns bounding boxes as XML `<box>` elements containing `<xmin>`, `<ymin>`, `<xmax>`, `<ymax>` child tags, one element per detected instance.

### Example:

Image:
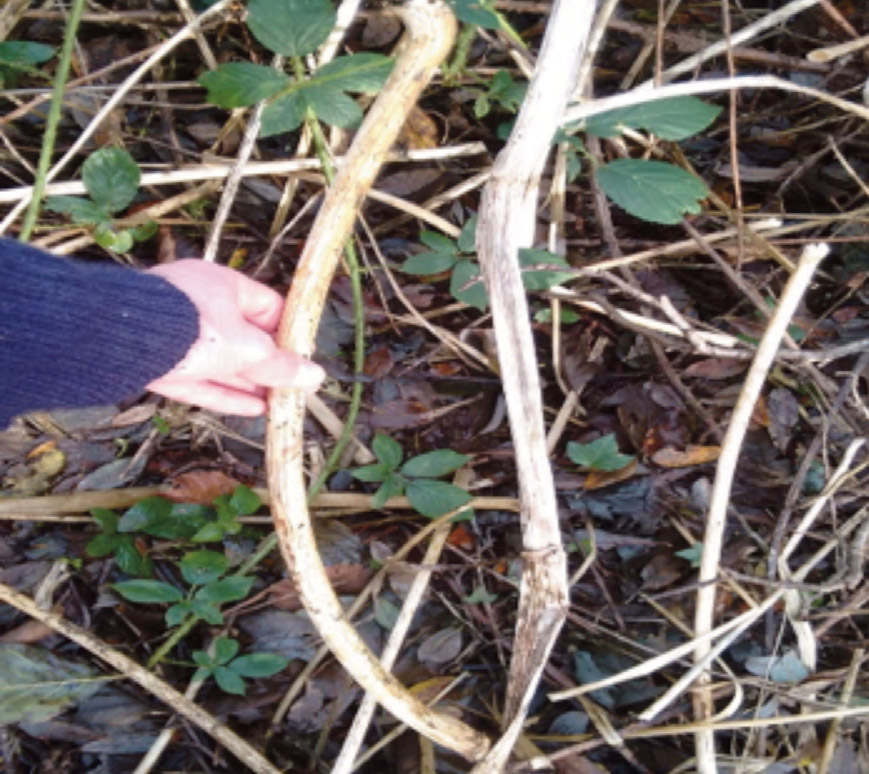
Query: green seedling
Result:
<box><xmin>567</xmin><ymin>434</ymin><xmax>635</xmax><ymax>472</ymax></box>
<box><xmin>191</xmin><ymin>636</ymin><xmax>288</xmax><ymax>696</ymax></box>
<box><xmin>0</xmin><ymin>41</ymin><xmax>55</xmax><ymax>87</ymax></box>
<box><xmin>472</xmin><ymin>69</ymin><xmax>526</xmax><ymax>119</ymax></box>
<box><xmin>401</xmin><ymin>216</ymin><xmax>574</xmax><ymax>311</ymax></box>
<box><xmin>567</xmin><ymin>95</ymin><xmax>722</xmax><ymax>224</ymax></box>
<box><xmin>199</xmin><ymin>0</ymin><xmax>393</xmax><ymax>138</ymax></box>
<box><xmin>86</xmin><ymin>508</ymin><xmax>153</xmax><ymax>578</ymax></box>
<box><xmin>352</xmin><ymin>434</ymin><xmax>473</xmax><ymax>518</ymax></box>
<box><xmin>45</xmin><ymin>147</ymin><xmax>156</xmax><ymax>252</ymax></box>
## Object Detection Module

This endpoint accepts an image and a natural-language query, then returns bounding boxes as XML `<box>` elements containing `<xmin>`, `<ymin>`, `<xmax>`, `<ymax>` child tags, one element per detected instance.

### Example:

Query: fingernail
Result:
<box><xmin>296</xmin><ymin>360</ymin><xmax>326</xmax><ymax>390</ymax></box>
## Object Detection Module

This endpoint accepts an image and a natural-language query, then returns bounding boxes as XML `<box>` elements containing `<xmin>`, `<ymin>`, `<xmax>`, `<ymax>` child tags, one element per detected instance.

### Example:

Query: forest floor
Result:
<box><xmin>2</xmin><ymin>0</ymin><xmax>869</xmax><ymax>772</ymax></box>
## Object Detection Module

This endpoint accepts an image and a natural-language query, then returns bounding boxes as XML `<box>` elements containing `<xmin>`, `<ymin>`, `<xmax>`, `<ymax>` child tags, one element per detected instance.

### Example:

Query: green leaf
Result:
<box><xmin>486</xmin><ymin>69</ymin><xmax>526</xmax><ymax>113</ymax></box>
<box><xmin>113</xmin><ymin>579</ymin><xmax>183</xmax><ymax>604</ymax></box>
<box><xmin>462</xmin><ymin>585</ymin><xmax>498</xmax><ymax>604</ymax></box>
<box><xmin>93</xmin><ymin>224</ymin><xmax>134</xmax><ymax>253</ymax></box>
<box><xmin>374</xmin><ymin>596</ymin><xmax>399</xmax><ymax>630</ymax></box>
<box><xmin>586</xmin><ymin>97</ymin><xmax>721</xmax><ymax>141</ymax></box>
<box><xmin>85</xmin><ymin>533</ymin><xmax>118</xmax><ymax>558</ymax></box>
<box><xmin>229</xmin><ymin>485</ymin><xmax>261</xmax><ymax>515</ymax></box>
<box><xmin>82</xmin><ymin>148</ymin><xmax>140</xmax><ymax>214</ymax></box>
<box><xmin>451</xmin><ymin>259</ymin><xmax>488</xmax><ymax>311</ymax></box>
<box><xmin>519</xmin><ymin>248</ymin><xmax>574</xmax><ymax>291</ymax></box>
<box><xmin>199</xmin><ymin>62</ymin><xmax>290</xmax><ymax>108</ymax></box>
<box><xmin>214</xmin><ymin>666</ymin><xmax>247</xmax><ymax>695</ymax></box>
<box><xmin>401</xmin><ymin>449</ymin><xmax>469</xmax><ymax>478</ymax></box>
<box><xmin>213</xmin><ymin>637</ymin><xmax>240</xmax><ymax>665</ymax></box>
<box><xmin>372</xmin><ymin>434</ymin><xmax>403</xmax><ymax>469</ymax></box>
<box><xmin>372</xmin><ymin>473</ymin><xmax>405</xmax><ymax>508</ymax></box>
<box><xmin>596</xmin><ymin>159</ymin><xmax>708</xmax><ymax>225</ymax></box>
<box><xmin>90</xmin><ymin>508</ymin><xmax>118</xmax><ymax>534</ymax></box>
<box><xmin>446</xmin><ymin>0</ymin><xmax>500</xmax><ymax>28</ymax></box>
<box><xmin>131</xmin><ymin>220</ymin><xmax>158</xmax><ymax>242</ymax></box>
<box><xmin>0</xmin><ymin>41</ymin><xmax>55</xmax><ymax>67</ymax></box>
<box><xmin>165</xmin><ymin>601</ymin><xmax>192</xmax><ymax>627</ymax></box>
<box><xmin>0</xmin><ymin>644</ymin><xmax>102</xmax><ymax>724</ymax></box>
<box><xmin>314</xmin><ymin>53</ymin><xmax>393</xmax><ymax>93</ymax></box>
<box><xmin>566</xmin><ymin>434</ymin><xmax>635</xmax><ymax>472</ymax></box>
<box><xmin>402</xmin><ymin>250</ymin><xmax>458</xmax><ymax>275</ymax></box>
<box><xmin>119</xmin><ymin>498</ymin><xmax>210</xmax><ymax>540</ymax></box>
<box><xmin>457</xmin><ymin>216</ymin><xmax>478</xmax><ymax>254</ymax></box>
<box><xmin>194</xmin><ymin>575</ymin><xmax>254</xmax><ymax>604</ymax></box>
<box><xmin>179</xmin><ymin>550</ymin><xmax>228</xmax><ymax>586</ymax></box>
<box><xmin>44</xmin><ymin>196</ymin><xmax>109</xmax><ymax>224</ymax></box>
<box><xmin>246</xmin><ymin>0</ymin><xmax>336</xmax><ymax>57</ymax></box>
<box><xmin>303</xmin><ymin>86</ymin><xmax>362</xmax><ymax>128</ymax></box>
<box><xmin>260</xmin><ymin>91</ymin><xmax>307</xmax><ymax>137</ymax></box>
<box><xmin>229</xmin><ymin>653</ymin><xmax>288</xmax><ymax>678</ymax></box>
<box><xmin>352</xmin><ymin>463</ymin><xmax>390</xmax><ymax>483</ymax></box>
<box><xmin>191</xmin><ymin>522</ymin><xmax>226</xmax><ymax>543</ymax></box>
<box><xmin>190</xmin><ymin>601</ymin><xmax>224</xmax><ymax>625</ymax></box>
<box><xmin>406</xmin><ymin>479</ymin><xmax>472</xmax><ymax>518</ymax></box>
<box><xmin>191</xmin><ymin>666</ymin><xmax>213</xmax><ymax>684</ymax></box>
<box><xmin>113</xmin><ymin>537</ymin><xmax>153</xmax><ymax>577</ymax></box>
<box><xmin>420</xmin><ymin>231</ymin><xmax>459</xmax><ymax>254</ymax></box>
<box><xmin>675</xmin><ymin>542</ymin><xmax>703</xmax><ymax>568</ymax></box>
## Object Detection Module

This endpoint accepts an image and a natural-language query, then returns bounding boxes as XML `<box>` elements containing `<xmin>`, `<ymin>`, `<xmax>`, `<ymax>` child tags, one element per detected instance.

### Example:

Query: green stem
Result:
<box><xmin>148</xmin><ymin>613</ymin><xmax>199</xmax><ymax>670</ymax></box>
<box><xmin>443</xmin><ymin>23</ymin><xmax>475</xmax><ymax>84</ymax></box>
<box><xmin>19</xmin><ymin>0</ymin><xmax>87</xmax><ymax>242</ymax></box>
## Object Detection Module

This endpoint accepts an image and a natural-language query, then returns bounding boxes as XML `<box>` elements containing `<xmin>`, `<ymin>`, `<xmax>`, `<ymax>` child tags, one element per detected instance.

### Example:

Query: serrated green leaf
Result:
<box><xmin>229</xmin><ymin>485</ymin><xmax>261</xmax><ymax>516</ymax></box>
<box><xmin>113</xmin><ymin>579</ymin><xmax>183</xmax><ymax>604</ymax></box>
<box><xmin>402</xmin><ymin>251</ymin><xmax>458</xmax><ymax>275</ymax></box>
<box><xmin>44</xmin><ymin>196</ymin><xmax>109</xmax><ymax>224</ymax></box>
<box><xmin>191</xmin><ymin>522</ymin><xmax>225</xmax><ymax>543</ymax></box>
<box><xmin>179</xmin><ymin>550</ymin><xmax>228</xmax><ymax>586</ymax></box>
<box><xmin>586</xmin><ymin>97</ymin><xmax>721</xmax><ymax>141</ymax></box>
<box><xmin>446</xmin><ymin>0</ymin><xmax>500</xmax><ymax>28</ymax></box>
<box><xmin>82</xmin><ymin>148</ymin><xmax>140</xmax><ymax>213</ymax></box>
<box><xmin>113</xmin><ymin>537</ymin><xmax>153</xmax><ymax>577</ymax></box>
<box><xmin>304</xmin><ymin>86</ymin><xmax>362</xmax><ymax>128</ymax></box>
<box><xmin>457</xmin><ymin>216</ymin><xmax>478</xmax><ymax>254</ymax></box>
<box><xmin>117</xmin><ymin>497</ymin><xmax>172</xmax><ymax>532</ymax></box>
<box><xmin>260</xmin><ymin>91</ymin><xmax>307</xmax><ymax>137</ymax></box>
<box><xmin>372</xmin><ymin>434</ymin><xmax>403</xmax><ymax>469</ymax></box>
<box><xmin>246</xmin><ymin>0</ymin><xmax>336</xmax><ymax>57</ymax></box>
<box><xmin>519</xmin><ymin>248</ymin><xmax>574</xmax><ymax>291</ymax></box>
<box><xmin>314</xmin><ymin>53</ymin><xmax>393</xmax><ymax>93</ymax></box>
<box><xmin>401</xmin><ymin>449</ymin><xmax>469</xmax><ymax>478</ymax></box>
<box><xmin>229</xmin><ymin>652</ymin><xmax>288</xmax><ymax>678</ymax></box>
<box><xmin>213</xmin><ymin>637</ymin><xmax>240</xmax><ymax>665</ymax></box>
<box><xmin>451</xmin><ymin>259</ymin><xmax>488</xmax><ymax>311</ymax></box>
<box><xmin>214</xmin><ymin>666</ymin><xmax>247</xmax><ymax>695</ymax></box>
<box><xmin>596</xmin><ymin>159</ymin><xmax>708</xmax><ymax>225</ymax></box>
<box><xmin>194</xmin><ymin>576</ymin><xmax>253</xmax><ymax>604</ymax></box>
<box><xmin>406</xmin><ymin>479</ymin><xmax>472</xmax><ymax>518</ymax></box>
<box><xmin>119</xmin><ymin>498</ymin><xmax>209</xmax><ymax>540</ymax></box>
<box><xmin>199</xmin><ymin>62</ymin><xmax>290</xmax><ymax>108</ymax></box>
<box><xmin>0</xmin><ymin>645</ymin><xmax>102</xmax><ymax>724</ymax></box>
<box><xmin>372</xmin><ymin>473</ymin><xmax>405</xmax><ymax>508</ymax></box>
<box><xmin>0</xmin><ymin>41</ymin><xmax>55</xmax><ymax>67</ymax></box>
<box><xmin>566</xmin><ymin>434</ymin><xmax>635</xmax><ymax>472</ymax></box>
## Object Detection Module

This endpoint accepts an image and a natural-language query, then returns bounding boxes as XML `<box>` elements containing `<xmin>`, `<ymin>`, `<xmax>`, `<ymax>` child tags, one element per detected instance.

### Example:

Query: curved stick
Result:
<box><xmin>266</xmin><ymin>0</ymin><xmax>489</xmax><ymax>762</ymax></box>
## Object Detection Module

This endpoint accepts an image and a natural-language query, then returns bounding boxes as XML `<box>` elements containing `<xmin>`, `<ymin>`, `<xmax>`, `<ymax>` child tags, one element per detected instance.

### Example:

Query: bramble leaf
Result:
<box><xmin>567</xmin><ymin>434</ymin><xmax>635</xmax><ymax>472</ymax></box>
<box><xmin>199</xmin><ymin>62</ymin><xmax>290</xmax><ymax>108</ymax></box>
<box><xmin>372</xmin><ymin>434</ymin><xmax>403</xmax><ymax>470</ymax></box>
<box><xmin>179</xmin><ymin>550</ymin><xmax>228</xmax><ymax>586</ymax></box>
<box><xmin>586</xmin><ymin>97</ymin><xmax>721</xmax><ymax>141</ymax></box>
<box><xmin>113</xmin><ymin>580</ymin><xmax>183</xmax><ymax>604</ymax></box>
<box><xmin>401</xmin><ymin>449</ymin><xmax>469</xmax><ymax>478</ymax></box>
<box><xmin>406</xmin><ymin>479</ymin><xmax>472</xmax><ymax>518</ymax></box>
<box><xmin>246</xmin><ymin>0</ymin><xmax>336</xmax><ymax>57</ymax></box>
<box><xmin>82</xmin><ymin>148</ymin><xmax>140</xmax><ymax>214</ymax></box>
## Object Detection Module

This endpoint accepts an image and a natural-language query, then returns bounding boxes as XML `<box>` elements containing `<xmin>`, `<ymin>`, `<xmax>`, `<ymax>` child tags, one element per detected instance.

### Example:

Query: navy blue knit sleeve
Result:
<box><xmin>0</xmin><ymin>239</ymin><xmax>199</xmax><ymax>425</ymax></box>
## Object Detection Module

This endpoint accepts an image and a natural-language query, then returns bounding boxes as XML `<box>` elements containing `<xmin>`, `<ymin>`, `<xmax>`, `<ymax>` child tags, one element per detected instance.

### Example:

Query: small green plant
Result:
<box><xmin>567</xmin><ymin>434</ymin><xmax>635</xmax><ymax>472</ymax></box>
<box><xmin>472</xmin><ymin>69</ymin><xmax>526</xmax><ymax>118</ymax></box>
<box><xmin>87</xmin><ymin>485</ymin><xmax>261</xmax><ymax>576</ymax></box>
<box><xmin>352</xmin><ymin>434</ymin><xmax>473</xmax><ymax>518</ymax></box>
<box><xmin>198</xmin><ymin>0</ymin><xmax>393</xmax><ymax>138</ymax></box>
<box><xmin>0</xmin><ymin>41</ymin><xmax>55</xmax><ymax>87</ymax></box>
<box><xmin>568</xmin><ymin>96</ymin><xmax>722</xmax><ymax>224</ymax></box>
<box><xmin>192</xmin><ymin>636</ymin><xmax>288</xmax><ymax>696</ymax></box>
<box><xmin>45</xmin><ymin>147</ymin><xmax>156</xmax><ymax>252</ymax></box>
<box><xmin>401</xmin><ymin>216</ymin><xmax>574</xmax><ymax>311</ymax></box>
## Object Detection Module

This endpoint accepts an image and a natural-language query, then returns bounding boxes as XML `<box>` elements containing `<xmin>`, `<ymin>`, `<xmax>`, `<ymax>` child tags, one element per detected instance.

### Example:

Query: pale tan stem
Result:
<box><xmin>265</xmin><ymin>0</ymin><xmax>488</xmax><ymax>761</ymax></box>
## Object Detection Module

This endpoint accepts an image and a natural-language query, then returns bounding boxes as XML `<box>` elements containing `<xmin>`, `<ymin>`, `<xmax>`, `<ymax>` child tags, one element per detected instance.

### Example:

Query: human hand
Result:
<box><xmin>145</xmin><ymin>260</ymin><xmax>324</xmax><ymax>416</ymax></box>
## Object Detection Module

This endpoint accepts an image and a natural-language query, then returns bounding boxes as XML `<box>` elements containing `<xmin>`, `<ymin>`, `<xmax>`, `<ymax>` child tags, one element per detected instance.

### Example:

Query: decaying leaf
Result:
<box><xmin>163</xmin><ymin>470</ymin><xmax>242</xmax><ymax>503</ymax></box>
<box><xmin>651</xmin><ymin>445</ymin><xmax>721</xmax><ymax>468</ymax></box>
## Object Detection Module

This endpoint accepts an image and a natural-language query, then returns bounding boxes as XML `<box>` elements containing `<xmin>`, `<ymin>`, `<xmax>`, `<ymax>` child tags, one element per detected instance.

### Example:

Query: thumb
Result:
<box><xmin>239</xmin><ymin>350</ymin><xmax>325</xmax><ymax>391</ymax></box>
